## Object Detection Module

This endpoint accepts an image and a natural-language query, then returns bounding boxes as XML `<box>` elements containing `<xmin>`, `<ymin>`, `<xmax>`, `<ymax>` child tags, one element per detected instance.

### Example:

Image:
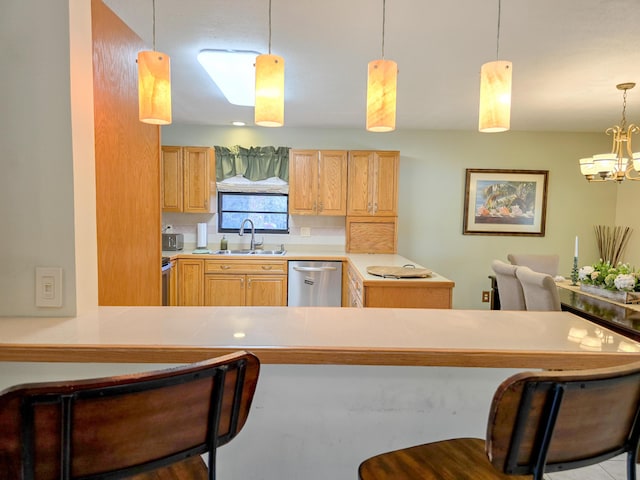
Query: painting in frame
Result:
<box><xmin>463</xmin><ymin>169</ymin><xmax>549</xmax><ymax>236</ymax></box>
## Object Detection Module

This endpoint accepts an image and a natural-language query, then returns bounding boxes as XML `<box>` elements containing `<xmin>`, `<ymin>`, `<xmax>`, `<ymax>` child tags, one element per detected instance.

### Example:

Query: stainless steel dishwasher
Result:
<box><xmin>288</xmin><ymin>261</ymin><xmax>342</xmax><ymax>306</ymax></box>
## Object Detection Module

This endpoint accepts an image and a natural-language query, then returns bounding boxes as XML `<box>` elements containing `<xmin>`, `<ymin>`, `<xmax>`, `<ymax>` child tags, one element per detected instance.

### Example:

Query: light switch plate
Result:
<box><xmin>300</xmin><ymin>227</ymin><xmax>311</xmax><ymax>237</ymax></box>
<box><xmin>36</xmin><ymin>267</ymin><xmax>63</xmax><ymax>307</ymax></box>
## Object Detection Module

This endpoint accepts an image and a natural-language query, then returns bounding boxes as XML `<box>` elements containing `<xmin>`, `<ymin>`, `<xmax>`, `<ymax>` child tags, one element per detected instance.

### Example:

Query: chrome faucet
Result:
<box><xmin>239</xmin><ymin>218</ymin><xmax>263</xmax><ymax>250</ymax></box>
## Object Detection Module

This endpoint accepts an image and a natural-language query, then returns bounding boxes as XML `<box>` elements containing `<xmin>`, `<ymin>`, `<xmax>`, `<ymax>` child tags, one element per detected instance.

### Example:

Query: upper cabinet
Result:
<box><xmin>289</xmin><ymin>150</ymin><xmax>348</xmax><ymax>216</ymax></box>
<box><xmin>161</xmin><ymin>146</ymin><xmax>215</xmax><ymax>213</ymax></box>
<box><xmin>347</xmin><ymin>151</ymin><xmax>399</xmax><ymax>216</ymax></box>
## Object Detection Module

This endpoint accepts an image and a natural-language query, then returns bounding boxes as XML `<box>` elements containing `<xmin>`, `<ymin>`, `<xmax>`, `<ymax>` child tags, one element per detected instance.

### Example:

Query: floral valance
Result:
<box><xmin>215</xmin><ymin>146</ymin><xmax>289</xmax><ymax>182</ymax></box>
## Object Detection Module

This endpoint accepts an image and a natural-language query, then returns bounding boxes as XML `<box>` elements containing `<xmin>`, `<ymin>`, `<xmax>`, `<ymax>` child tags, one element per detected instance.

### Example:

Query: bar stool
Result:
<box><xmin>0</xmin><ymin>351</ymin><xmax>260</xmax><ymax>480</ymax></box>
<box><xmin>359</xmin><ymin>360</ymin><xmax>640</xmax><ymax>480</ymax></box>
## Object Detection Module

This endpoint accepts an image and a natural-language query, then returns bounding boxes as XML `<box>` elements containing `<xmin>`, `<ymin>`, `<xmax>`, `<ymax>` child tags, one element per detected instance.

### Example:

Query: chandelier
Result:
<box><xmin>579</xmin><ymin>83</ymin><xmax>640</xmax><ymax>182</ymax></box>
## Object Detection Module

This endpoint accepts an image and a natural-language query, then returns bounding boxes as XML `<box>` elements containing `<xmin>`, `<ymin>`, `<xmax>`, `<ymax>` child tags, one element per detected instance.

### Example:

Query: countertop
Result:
<box><xmin>1</xmin><ymin>306</ymin><xmax>638</xmax><ymax>369</ymax></box>
<box><xmin>163</xmin><ymin>246</ymin><xmax>455</xmax><ymax>286</ymax></box>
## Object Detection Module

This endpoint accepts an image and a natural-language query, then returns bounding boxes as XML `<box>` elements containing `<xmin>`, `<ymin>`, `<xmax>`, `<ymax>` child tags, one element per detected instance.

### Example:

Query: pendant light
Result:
<box><xmin>366</xmin><ymin>0</ymin><xmax>398</xmax><ymax>132</ymax></box>
<box><xmin>478</xmin><ymin>0</ymin><xmax>511</xmax><ymax>133</ymax></box>
<box><xmin>255</xmin><ymin>0</ymin><xmax>285</xmax><ymax>127</ymax></box>
<box><xmin>138</xmin><ymin>0</ymin><xmax>172</xmax><ymax>125</ymax></box>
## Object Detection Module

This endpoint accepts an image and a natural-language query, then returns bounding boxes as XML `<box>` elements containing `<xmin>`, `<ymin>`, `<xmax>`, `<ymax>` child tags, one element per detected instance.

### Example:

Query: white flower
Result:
<box><xmin>614</xmin><ymin>274</ymin><xmax>637</xmax><ymax>291</ymax></box>
<box><xmin>578</xmin><ymin>266</ymin><xmax>594</xmax><ymax>280</ymax></box>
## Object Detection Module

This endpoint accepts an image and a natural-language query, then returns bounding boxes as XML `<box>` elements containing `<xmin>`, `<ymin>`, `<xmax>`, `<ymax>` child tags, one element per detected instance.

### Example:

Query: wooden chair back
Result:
<box><xmin>487</xmin><ymin>360</ymin><xmax>640</xmax><ymax>479</ymax></box>
<box><xmin>0</xmin><ymin>351</ymin><xmax>260</xmax><ymax>480</ymax></box>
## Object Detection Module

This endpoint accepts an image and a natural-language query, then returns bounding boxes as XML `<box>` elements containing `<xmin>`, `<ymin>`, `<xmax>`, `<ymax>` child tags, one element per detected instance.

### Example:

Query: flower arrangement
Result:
<box><xmin>578</xmin><ymin>260</ymin><xmax>640</xmax><ymax>292</ymax></box>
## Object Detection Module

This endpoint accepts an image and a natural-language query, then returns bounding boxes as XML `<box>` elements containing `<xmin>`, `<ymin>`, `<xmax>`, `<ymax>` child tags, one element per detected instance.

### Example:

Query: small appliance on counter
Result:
<box><xmin>162</xmin><ymin>233</ymin><xmax>184</xmax><ymax>251</ymax></box>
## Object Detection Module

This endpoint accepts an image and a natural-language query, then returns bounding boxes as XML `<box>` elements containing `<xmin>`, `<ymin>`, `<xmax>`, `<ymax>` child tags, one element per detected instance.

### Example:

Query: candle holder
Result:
<box><xmin>571</xmin><ymin>256</ymin><xmax>579</xmax><ymax>286</ymax></box>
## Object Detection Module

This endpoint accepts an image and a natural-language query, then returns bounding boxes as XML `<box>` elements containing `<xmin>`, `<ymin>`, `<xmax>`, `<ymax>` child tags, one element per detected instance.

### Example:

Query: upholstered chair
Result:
<box><xmin>515</xmin><ymin>266</ymin><xmax>562</xmax><ymax>311</ymax></box>
<box><xmin>507</xmin><ymin>253</ymin><xmax>560</xmax><ymax>277</ymax></box>
<box><xmin>491</xmin><ymin>260</ymin><xmax>526</xmax><ymax>311</ymax></box>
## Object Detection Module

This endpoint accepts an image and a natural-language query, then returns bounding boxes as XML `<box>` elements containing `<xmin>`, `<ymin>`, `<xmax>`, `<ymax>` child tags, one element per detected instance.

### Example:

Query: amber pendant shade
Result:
<box><xmin>478</xmin><ymin>60</ymin><xmax>512</xmax><ymax>133</ymax></box>
<box><xmin>138</xmin><ymin>50</ymin><xmax>172</xmax><ymax>125</ymax></box>
<box><xmin>254</xmin><ymin>54</ymin><xmax>285</xmax><ymax>127</ymax></box>
<box><xmin>366</xmin><ymin>59</ymin><xmax>398</xmax><ymax>132</ymax></box>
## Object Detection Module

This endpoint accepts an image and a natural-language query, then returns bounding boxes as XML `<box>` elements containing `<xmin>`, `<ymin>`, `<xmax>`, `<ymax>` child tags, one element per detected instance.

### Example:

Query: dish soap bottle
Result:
<box><xmin>220</xmin><ymin>235</ymin><xmax>228</xmax><ymax>250</ymax></box>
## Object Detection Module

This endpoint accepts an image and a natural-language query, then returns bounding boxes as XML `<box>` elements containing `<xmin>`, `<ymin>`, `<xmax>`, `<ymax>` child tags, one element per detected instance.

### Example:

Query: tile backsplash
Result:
<box><xmin>162</xmin><ymin>213</ymin><xmax>346</xmax><ymax>249</ymax></box>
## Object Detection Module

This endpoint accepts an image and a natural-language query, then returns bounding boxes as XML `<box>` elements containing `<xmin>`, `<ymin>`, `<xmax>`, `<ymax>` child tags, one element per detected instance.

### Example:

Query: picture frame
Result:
<box><xmin>463</xmin><ymin>169</ymin><xmax>549</xmax><ymax>236</ymax></box>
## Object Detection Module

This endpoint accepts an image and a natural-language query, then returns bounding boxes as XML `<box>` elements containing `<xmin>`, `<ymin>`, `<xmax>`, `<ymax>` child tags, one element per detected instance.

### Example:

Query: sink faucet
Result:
<box><xmin>239</xmin><ymin>218</ymin><xmax>263</xmax><ymax>250</ymax></box>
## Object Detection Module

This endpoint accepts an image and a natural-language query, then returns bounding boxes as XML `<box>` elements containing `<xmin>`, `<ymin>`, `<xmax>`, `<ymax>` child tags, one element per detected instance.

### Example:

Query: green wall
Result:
<box><xmin>163</xmin><ymin>125</ymin><xmax>639</xmax><ymax>309</ymax></box>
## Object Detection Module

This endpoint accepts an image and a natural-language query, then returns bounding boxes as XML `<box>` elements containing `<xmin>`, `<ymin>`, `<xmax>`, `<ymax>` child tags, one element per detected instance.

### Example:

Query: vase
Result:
<box><xmin>579</xmin><ymin>283</ymin><xmax>640</xmax><ymax>304</ymax></box>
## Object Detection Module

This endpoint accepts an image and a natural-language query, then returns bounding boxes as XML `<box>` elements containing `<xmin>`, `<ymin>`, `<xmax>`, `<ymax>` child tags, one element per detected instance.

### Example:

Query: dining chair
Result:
<box><xmin>0</xmin><ymin>351</ymin><xmax>260</xmax><ymax>480</ymax></box>
<box><xmin>516</xmin><ymin>265</ymin><xmax>562</xmax><ymax>311</ymax></box>
<box><xmin>359</xmin><ymin>359</ymin><xmax>640</xmax><ymax>480</ymax></box>
<box><xmin>507</xmin><ymin>253</ymin><xmax>560</xmax><ymax>277</ymax></box>
<box><xmin>491</xmin><ymin>260</ymin><xmax>526</xmax><ymax>310</ymax></box>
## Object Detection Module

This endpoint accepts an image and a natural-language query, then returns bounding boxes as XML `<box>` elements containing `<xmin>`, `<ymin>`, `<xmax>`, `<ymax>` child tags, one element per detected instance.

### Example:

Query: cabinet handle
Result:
<box><xmin>262</xmin><ymin>265</ymin><xmax>273</xmax><ymax>270</ymax></box>
<box><xmin>367</xmin><ymin>202</ymin><xmax>372</xmax><ymax>213</ymax></box>
<box><xmin>241</xmin><ymin>278</ymin><xmax>244</xmax><ymax>286</ymax></box>
<box><xmin>373</xmin><ymin>202</ymin><xmax>378</xmax><ymax>214</ymax></box>
<box><xmin>318</xmin><ymin>202</ymin><xmax>323</xmax><ymax>211</ymax></box>
<box><xmin>220</xmin><ymin>265</ymin><xmax>230</xmax><ymax>270</ymax></box>
<box><xmin>247</xmin><ymin>279</ymin><xmax>251</xmax><ymax>288</ymax></box>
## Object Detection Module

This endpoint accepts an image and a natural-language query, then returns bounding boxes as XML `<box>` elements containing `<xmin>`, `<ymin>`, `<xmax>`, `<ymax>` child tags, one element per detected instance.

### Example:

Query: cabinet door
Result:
<box><xmin>161</xmin><ymin>146</ymin><xmax>183</xmax><ymax>212</ymax></box>
<box><xmin>347</xmin><ymin>151</ymin><xmax>373</xmax><ymax>215</ymax></box>
<box><xmin>289</xmin><ymin>150</ymin><xmax>318</xmax><ymax>215</ymax></box>
<box><xmin>246</xmin><ymin>275</ymin><xmax>287</xmax><ymax>306</ymax></box>
<box><xmin>183</xmin><ymin>147</ymin><xmax>211</xmax><ymax>213</ymax></box>
<box><xmin>204</xmin><ymin>275</ymin><xmax>246</xmax><ymax>306</ymax></box>
<box><xmin>318</xmin><ymin>151</ymin><xmax>347</xmax><ymax>215</ymax></box>
<box><xmin>177</xmin><ymin>259</ymin><xmax>204</xmax><ymax>306</ymax></box>
<box><xmin>373</xmin><ymin>151</ymin><xmax>399</xmax><ymax>216</ymax></box>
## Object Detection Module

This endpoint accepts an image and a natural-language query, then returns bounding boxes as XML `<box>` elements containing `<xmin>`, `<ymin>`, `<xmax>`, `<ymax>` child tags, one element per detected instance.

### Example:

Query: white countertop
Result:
<box><xmin>1</xmin><ymin>307</ymin><xmax>637</xmax><ymax>368</ymax></box>
<box><xmin>163</xmin><ymin>247</ymin><xmax>455</xmax><ymax>285</ymax></box>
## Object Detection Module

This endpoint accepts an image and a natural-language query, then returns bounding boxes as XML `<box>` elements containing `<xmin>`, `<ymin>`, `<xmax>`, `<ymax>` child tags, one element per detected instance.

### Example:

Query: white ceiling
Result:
<box><xmin>103</xmin><ymin>0</ymin><xmax>640</xmax><ymax>132</ymax></box>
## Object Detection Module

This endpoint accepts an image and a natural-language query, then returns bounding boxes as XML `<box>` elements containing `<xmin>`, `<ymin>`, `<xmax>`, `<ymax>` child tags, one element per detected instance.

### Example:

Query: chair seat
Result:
<box><xmin>359</xmin><ymin>438</ymin><xmax>532</xmax><ymax>480</ymax></box>
<box><xmin>126</xmin><ymin>456</ymin><xmax>208</xmax><ymax>479</ymax></box>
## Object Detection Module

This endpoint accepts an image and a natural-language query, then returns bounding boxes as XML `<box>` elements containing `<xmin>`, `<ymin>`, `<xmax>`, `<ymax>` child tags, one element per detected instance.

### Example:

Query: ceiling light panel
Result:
<box><xmin>197</xmin><ymin>49</ymin><xmax>259</xmax><ymax>106</ymax></box>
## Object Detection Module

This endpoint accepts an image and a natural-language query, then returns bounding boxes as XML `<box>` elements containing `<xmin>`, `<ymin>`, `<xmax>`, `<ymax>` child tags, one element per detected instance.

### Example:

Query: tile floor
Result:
<box><xmin>545</xmin><ymin>455</ymin><xmax>631</xmax><ymax>480</ymax></box>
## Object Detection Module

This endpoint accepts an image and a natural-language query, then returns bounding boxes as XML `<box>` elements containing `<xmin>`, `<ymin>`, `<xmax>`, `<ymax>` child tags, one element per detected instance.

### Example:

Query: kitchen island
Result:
<box><xmin>1</xmin><ymin>307</ymin><xmax>638</xmax><ymax>479</ymax></box>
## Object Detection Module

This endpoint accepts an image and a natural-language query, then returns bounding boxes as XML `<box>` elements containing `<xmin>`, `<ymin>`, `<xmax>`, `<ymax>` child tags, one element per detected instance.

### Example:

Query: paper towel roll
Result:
<box><xmin>197</xmin><ymin>223</ymin><xmax>208</xmax><ymax>248</ymax></box>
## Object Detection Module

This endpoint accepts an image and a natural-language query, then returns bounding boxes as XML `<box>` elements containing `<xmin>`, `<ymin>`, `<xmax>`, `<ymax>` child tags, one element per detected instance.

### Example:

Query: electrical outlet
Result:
<box><xmin>482</xmin><ymin>291</ymin><xmax>491</xmax><ymax>303</ymax></box>
<box><xmin>300</xmin><ymin>227</ymin><xmax>311</xmax><ymax>237</ymax></box>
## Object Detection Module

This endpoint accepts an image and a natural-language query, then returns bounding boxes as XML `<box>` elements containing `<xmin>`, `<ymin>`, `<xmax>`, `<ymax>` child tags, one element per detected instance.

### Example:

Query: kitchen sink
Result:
<box><xmin>210</xmin><ymin>249</ymin><xmax>286</xmax><ymax>256</ymax></box>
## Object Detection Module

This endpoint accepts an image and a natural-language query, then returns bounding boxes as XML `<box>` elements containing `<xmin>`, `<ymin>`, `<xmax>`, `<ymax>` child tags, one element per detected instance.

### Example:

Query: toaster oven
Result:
<box><xmin>162</xmin><ymin>233</ymin><xmax>184</xmax><ymax>251</ymax></box>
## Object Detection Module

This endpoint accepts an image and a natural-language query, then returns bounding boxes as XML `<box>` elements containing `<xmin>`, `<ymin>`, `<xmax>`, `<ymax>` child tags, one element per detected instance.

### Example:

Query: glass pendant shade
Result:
<box><xmin>593</xmin><ymin>153</ymin><xmax>616</xmax><ymax>174</ymax></box>
<box><xmin>579</xmin><ymin>158</ymin><xmax>597</xmax><ymax>176</ymax></box>
<box><xmin>254</xmin><ymin>54</ymin><xmax>285</xmax><ymax>127</ymax></box>
<box><xmin>478</xmin><ymin>60</ymin><xmax>512</xmax><ymax>133</ymax></box>
<box><xmin>138</xmin><ymin>50</ymin><xmax>172</xmax><ymax>125</ymax></box>
<box><xmin>634</xmin><ymin>152</ymin><xmax>640</xmax><ymax>171</ymax></box>
<box><xmin>366</xmin><ymin>59</ymin><xmax>398</xmax><ymax>132</ymax></box>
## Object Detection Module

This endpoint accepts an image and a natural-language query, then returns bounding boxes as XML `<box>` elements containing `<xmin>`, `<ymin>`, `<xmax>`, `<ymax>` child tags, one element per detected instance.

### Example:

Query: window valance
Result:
<box><xmin>215</xmin><ymin>146</ymin><xmax>289</xmax><ymax>182</ymax></box>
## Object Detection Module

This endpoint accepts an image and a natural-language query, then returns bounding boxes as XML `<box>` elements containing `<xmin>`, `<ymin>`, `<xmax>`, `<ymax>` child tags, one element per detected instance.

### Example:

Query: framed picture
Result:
<box><xmin>463</xmin><ymin>169</ymin><xmax>549</xmax><ymax>236</ymax></box>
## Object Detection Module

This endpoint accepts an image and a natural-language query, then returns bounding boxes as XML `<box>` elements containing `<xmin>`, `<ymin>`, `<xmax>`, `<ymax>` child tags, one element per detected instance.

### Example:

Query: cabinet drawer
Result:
<box><xmin>205</xmin><ymin>259</ymin><xmax>287</xmax><ymax>274</ymax></box>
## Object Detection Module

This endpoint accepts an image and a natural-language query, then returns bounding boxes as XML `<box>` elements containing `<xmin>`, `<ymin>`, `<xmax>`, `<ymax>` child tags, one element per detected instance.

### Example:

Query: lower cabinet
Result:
<box><xmin>177</xmin><ymin>259</ymin><xmax>204</xmax><ymax>306</ymax></box>
<box><xmin>345</xmin><ymin>261</ymin><xmax>453</xmax><ymax>309</ymax></box>
<box><xmin>204</xmin><ymin>259</ymin><xmax>287</xmax><ymax>306</ymax></box>
<box><xmin>177</xmin><ymin>258</ymin><xmax>287</xmax><ymax>306</ymax></box>
<box><xmin>204</xmin><ymin>274</ymin><xmax>287</xmax><ymax>306</ymax></box>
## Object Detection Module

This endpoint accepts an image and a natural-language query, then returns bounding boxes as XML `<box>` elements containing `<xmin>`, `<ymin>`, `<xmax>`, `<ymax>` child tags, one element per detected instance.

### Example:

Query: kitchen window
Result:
<box><xmin>218</xmin><ymin>192</ymin><xmax>289</xmax><ymax>234</ymax></box>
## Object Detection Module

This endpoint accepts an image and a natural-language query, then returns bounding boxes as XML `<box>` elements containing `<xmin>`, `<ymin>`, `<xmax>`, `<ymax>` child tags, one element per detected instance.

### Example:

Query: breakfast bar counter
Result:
<box><xmin>2</xmin><ymin>307</ymin><xmax>639</xmax><ymax>480</ymax></box>
<box><xmin>1</xmin><ymin>306</ymin><xmax>638</xmax><ymax>369</ymax></box>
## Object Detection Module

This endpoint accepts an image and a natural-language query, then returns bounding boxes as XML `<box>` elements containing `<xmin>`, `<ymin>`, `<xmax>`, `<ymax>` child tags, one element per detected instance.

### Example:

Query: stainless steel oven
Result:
<box><xmin>162</xmin><ymin>257</ymin><xmax>172</xmax><ymax>306</ymax></box>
